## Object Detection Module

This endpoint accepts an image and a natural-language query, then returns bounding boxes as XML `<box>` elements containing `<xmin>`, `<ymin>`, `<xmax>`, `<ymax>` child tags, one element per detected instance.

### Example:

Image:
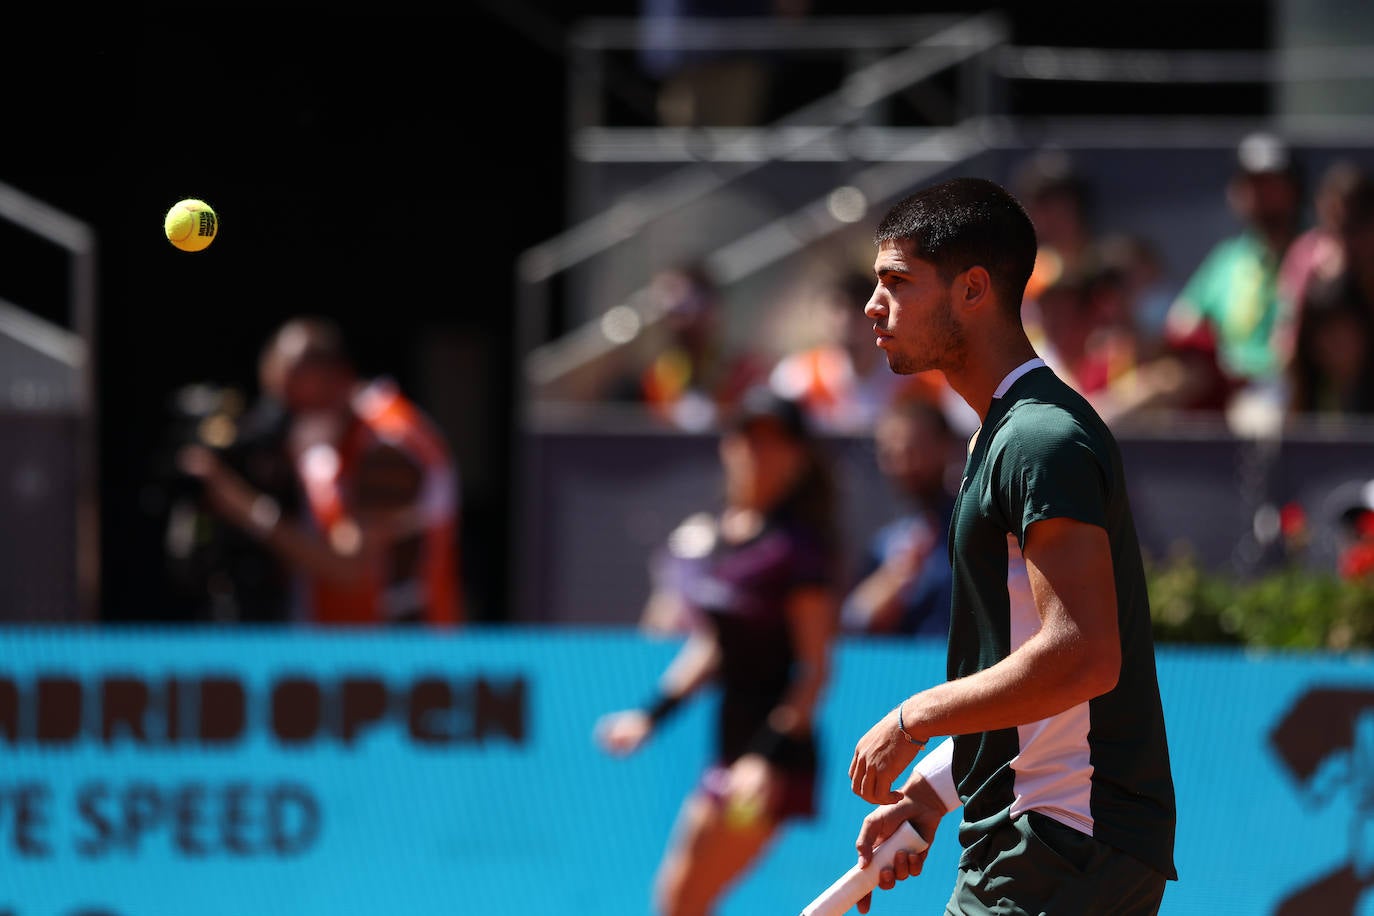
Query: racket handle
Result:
<box><xmin>799</xmin><ymin>819</ymin><xmax>928</xmax><ymax>916</ymax></box>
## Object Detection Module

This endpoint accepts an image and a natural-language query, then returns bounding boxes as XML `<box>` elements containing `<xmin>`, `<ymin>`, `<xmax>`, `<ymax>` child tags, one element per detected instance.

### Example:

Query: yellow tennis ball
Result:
<box><xmin>164</xmin><ymin>198</ymin><xmax>218</xmax><ymax>252</ymax></box>
<box><xmin>725</xmin><ymin>794</ymin><xmax>765</xmax><ymax>830</ymax></box>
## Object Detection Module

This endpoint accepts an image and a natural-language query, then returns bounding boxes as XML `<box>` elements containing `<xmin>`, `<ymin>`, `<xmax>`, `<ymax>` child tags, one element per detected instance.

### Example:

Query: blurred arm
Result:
<box><xmin>179</xmin><ymin>442</ymin><xmax>423</xmax><ymax>588</ymax></box>
<box><xmin>773</xmin><ymin>584</ymin><xmax>838</xmax><ymax>735</ymax></box>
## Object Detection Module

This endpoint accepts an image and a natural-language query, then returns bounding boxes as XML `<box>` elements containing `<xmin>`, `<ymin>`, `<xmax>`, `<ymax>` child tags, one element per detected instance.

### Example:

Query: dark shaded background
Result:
<box><xmin>2</xmin><ymin>3</ymin><xmax>1270</xmax><ymax>624</ymax></box>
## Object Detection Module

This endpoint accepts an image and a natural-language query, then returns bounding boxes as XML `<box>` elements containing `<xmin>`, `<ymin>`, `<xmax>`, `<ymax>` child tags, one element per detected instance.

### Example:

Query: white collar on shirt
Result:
<box><xmin>992</xmin><ymin>357</ymin><xmax>1046</xmax><ymax>399</ymax></box>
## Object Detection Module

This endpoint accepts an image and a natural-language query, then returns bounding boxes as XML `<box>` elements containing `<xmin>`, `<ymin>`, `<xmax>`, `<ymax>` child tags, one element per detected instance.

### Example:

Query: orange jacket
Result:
<box><xmin>296</xmin><ymin>379</ymin><xmax>462</xmax><ymax>626</ymax></box>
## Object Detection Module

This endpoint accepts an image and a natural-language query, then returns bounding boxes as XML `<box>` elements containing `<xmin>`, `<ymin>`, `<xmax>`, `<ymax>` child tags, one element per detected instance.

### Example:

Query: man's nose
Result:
<box><xmin>864</xmin><ymin>295</ymin><xmax>886</xmax><ymax>320</ymax></box>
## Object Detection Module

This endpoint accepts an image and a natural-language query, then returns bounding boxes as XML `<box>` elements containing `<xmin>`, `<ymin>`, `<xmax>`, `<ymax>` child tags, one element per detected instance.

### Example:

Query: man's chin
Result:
<box><xmin>884</xmin><ymin>352</ymin><xmax>919</xmax><ymax>376</ymax></box>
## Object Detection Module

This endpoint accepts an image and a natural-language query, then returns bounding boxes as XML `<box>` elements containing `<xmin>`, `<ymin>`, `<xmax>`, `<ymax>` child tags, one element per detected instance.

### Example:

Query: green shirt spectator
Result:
<box><xmin>1167</xmin><ymin>231</ymin><xmax>1293</xmax><ymax>382</ymax></box>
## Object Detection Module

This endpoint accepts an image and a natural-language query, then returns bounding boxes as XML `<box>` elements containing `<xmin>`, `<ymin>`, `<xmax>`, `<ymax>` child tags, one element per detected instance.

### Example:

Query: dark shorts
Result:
<box><xmin>948</xmin><ymin>811</ymin><xmax>1168</xmax><ymax>916</ymax></box>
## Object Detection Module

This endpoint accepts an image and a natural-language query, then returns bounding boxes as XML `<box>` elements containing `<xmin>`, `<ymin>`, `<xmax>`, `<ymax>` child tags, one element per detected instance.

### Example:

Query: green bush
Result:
<box><xmin>1146</xmin><ymin>550</ymin><xmax>1374</xmax><ymax>650</ymax></box>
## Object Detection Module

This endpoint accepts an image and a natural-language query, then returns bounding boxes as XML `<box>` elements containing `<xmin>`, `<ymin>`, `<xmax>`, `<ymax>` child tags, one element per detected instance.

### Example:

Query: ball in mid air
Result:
<box><xmin>164</xmin><ymin>198</ymin><xmax>218</xmax><ymax>252</ymax></box>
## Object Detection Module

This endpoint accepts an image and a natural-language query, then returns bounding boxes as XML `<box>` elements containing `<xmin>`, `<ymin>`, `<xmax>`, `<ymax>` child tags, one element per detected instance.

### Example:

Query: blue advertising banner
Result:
<box><xmin>0</xmin><ymin>629</ymin><xmax>1370</xmax><ymax>915</ymax></box>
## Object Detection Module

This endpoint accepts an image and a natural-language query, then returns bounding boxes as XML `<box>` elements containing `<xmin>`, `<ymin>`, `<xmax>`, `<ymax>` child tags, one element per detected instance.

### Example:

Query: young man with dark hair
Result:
<box><xmin>844</xmin><ymin>176</ymin><xmax>1177</xmax><ymax>915</ymax></box>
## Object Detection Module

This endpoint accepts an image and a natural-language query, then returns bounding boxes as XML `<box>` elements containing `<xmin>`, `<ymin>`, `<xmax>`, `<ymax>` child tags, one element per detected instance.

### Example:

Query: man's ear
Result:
<box><xmin>957</xmin><ymin>266</ymin><xmax>992</xmax><ymax>308</ymax></box>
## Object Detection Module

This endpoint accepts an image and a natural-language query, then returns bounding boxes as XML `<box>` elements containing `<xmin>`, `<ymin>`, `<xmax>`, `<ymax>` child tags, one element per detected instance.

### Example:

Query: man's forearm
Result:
<box><xmin>902</xmin><ymin>626</ymin><xmax>1118</xmax><ymax>742</ymax></box>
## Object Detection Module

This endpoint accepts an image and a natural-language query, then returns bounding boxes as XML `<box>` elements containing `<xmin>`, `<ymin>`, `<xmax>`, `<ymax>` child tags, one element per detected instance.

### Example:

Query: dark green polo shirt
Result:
<box><xmin>947</xmin><ymin>362</ymin><xmax>1177</xmax><ymax>880</ymax></box>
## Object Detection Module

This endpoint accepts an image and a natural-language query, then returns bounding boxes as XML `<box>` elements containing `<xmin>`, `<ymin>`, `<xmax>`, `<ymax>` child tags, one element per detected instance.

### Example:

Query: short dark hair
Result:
<box><xmin>875</xmin><ymin>177</ymin><xmax>1038</xmax><ymax>313</ymax></box>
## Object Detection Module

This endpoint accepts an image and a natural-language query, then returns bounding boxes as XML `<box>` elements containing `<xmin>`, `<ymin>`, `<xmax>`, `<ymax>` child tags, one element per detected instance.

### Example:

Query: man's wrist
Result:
<box><xmin>896</xmin><ymin>698</ymin><xmax>927</xmax><ymax>749</ymax></box>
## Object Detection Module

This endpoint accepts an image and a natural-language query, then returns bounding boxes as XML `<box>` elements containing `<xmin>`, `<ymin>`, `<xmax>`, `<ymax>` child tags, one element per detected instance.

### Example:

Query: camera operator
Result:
<box><xmin>159</xmin><ymin>371</ymin><xmax>299</xmax><ymax>623</ymax></box>
<box><xmin>177</xmin><ymin>316</ymin><xmax>463</xmax><ymax>627</ymax></box>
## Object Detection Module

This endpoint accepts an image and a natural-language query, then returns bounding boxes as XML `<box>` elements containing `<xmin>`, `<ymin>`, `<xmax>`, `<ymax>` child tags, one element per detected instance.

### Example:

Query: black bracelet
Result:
<box><xmin>645</xmin><ymin>692</ymin><xmax>683</xmax><ymax>725</ymax></box>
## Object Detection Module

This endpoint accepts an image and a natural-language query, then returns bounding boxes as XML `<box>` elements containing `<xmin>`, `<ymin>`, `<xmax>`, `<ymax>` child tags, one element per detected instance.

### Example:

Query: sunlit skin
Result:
<box><xmin>866</xmin><ymin>240</ymin><xmax>968</xmax><ymax>379</ymax></box>
<box><xmin>865</xmin><ymin>238</ymin><xmax>1041</xmax><ymax>422</ymax></box>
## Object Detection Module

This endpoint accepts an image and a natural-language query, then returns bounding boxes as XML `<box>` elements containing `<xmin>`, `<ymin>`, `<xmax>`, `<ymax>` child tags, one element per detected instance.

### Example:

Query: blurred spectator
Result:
<box><xmin>179</xmin><ymin>316</ymin><xmax>463</xmax><ymax>626</ymax></box>
<box><xmin>1083</xmin><ymin>257</ymin><xmax>1153</xmax><ymax>381</ymax></box>
<box><xmin>1159</xmin><ymin>131</ymin><xmax>1306</xmax><ymax>415</ymax></box>
<box><xmin>1027</xmin><ymin>273</ymin><xmax>1098</xmax><ymax>394</ymax></box>
<box><xmin>1014</xmin><ymin>151</ymin><xmax>1147</xmax><ymax>407</ymax></box>
<box><xmin>1028</xmin><ymin>258</ymin><xmax>1206</xmax><ymax>428</ymax></box>
<box><xmin>598</xmin><ymin>387</ymin><xmax>839</xmax><ymax>914</ymax></box>
<box><xmin>1278</xmin><ymin>159</ymin><xmax>1367</xmax><ymax>319</ymax></box>
<box><xmin>767</xmin><ymin>268</ymin><xmax>907</xmax><ymax>433</ymax></box>
<box><xmin>608</xmin><ymin>262</ymin><xmax>767</xmax><ymax>430</ymax></box>
<box><xmin>1095</xmin><ymin>232</ymin><xmax>1178</xmax><ymax>358</ymax></box>
<box><xmin>1028</xmin><ymin>269</ymin><xmax>1138</xmax><ymax>399</ymax></box>
<box><xmin>841</xmin><ymin>396</ymin><xmax>958</xmax><ymax>638</ymax></box>
<box><xmin>1287</xmin><ymin>173</ymin><xmax>1374</xmax><ymax>416</ymax></box>
<box><xmin>638</xmin><ymin>0</ymin><xmax>810</xmax><ymax>127</ymax></box>
<box><xmin>1012</xmin><ymin>149</ymin><xmax>1099</xmax><ymax>303</ymax></box>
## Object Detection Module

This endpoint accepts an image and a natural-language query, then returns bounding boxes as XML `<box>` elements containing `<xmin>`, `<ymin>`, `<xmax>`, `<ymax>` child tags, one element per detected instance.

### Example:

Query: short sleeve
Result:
<box><xmin>992</xmin><ymin>406</ymin><xmax>1110</xmax><ymax>544</ymax></box>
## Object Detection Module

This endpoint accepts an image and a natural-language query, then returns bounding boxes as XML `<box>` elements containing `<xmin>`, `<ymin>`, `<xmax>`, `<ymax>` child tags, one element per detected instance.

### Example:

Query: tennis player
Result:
<box><xmin>596</xmin><ymin>388</ymin><xmax>842</xmax><ymax>916</ymax></box>
<box><xmin>844</xmin><ymin>177</ymin><xmax>1177</xmax><ymax>914</ymax></box>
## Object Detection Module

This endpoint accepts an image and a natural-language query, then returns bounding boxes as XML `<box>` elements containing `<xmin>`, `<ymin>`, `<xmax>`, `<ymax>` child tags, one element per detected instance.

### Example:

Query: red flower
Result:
<box><xmin>1279</xmin><ymin>502</ymin><xmax>1307</xmax><ymax>539</ymax></box>
<box><xmin>1340</xmin><ymin>540</ymin><xmax>1374</xmax><ymax>580</ymax></box>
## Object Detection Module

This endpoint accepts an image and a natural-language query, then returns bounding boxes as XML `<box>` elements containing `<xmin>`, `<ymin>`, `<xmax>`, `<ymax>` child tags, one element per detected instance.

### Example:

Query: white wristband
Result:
<box><xmin>912</xmin><ymin>738</ymin><xmax>962</xmax><ymax>813</ymax></box>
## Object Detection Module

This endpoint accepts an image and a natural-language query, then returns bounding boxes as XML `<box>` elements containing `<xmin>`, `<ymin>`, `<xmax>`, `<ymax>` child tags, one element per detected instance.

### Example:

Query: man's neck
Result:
<box><xmin>944</xmin><ymin>332</ymin><xmax>1040</xmax><ymax>424</ymax></box>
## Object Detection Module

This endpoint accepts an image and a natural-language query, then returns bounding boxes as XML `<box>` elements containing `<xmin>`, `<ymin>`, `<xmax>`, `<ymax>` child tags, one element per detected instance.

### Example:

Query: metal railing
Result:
<box><xmin>0</xmin><ymin>181</ymin><xmax>100</xmax><ymax>622</ymax></box>
<box><xmin>517</xmin><ymin>12</ymin><xmax>1010</xmax><ymax>401</ymax></box>
<box><xmin>516</xmin><ymin>18</ymin><xmax>1374</xmax><ymax>407</ymax></box>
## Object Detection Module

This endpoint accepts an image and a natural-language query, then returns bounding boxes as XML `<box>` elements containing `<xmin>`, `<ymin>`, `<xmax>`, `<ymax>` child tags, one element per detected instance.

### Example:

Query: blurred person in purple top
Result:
<box><xmin>596</xmin><ymin>386</ymin><xmax>842</xmax><ymax>916</ymax></box>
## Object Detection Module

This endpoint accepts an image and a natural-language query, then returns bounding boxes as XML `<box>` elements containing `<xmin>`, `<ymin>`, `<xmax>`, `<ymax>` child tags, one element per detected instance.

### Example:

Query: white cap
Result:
<box><xmin>1237</xmin><ymin>131</ymin><xmax>1292</xmax><ymax>175</ymax></box>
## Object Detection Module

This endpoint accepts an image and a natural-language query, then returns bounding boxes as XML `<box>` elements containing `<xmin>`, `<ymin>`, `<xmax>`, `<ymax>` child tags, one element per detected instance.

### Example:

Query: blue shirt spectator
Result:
<box><xmin>840</xmin><ymin>396</ymin><xmax>960</xmax><ymax>639</ymax></box>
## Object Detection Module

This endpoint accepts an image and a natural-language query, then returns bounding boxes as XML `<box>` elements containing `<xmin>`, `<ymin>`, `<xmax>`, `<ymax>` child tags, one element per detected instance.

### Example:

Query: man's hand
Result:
<box><xmin>849</xmin><ymin>703</ymin><xmax>921</xmax><ymax>804</ymax></box>
<box><xmin>853</xmin><ymin>778</ymin><xmax>947</xmax><ymax>914</ymax></box>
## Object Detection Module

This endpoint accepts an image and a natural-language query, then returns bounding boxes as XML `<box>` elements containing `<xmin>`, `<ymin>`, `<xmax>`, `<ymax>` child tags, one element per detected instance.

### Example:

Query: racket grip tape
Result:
<box><xmin>799</xmin><ymin>819</ymin><xmax>928</xmax><ymax>916</ymax></box>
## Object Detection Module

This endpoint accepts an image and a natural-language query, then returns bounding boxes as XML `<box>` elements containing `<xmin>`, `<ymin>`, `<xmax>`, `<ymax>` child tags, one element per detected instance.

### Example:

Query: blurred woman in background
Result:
<box><xmin>595</xmin><ymin>387</ymin><xmax>842</xmax><ymax>916</ymax></box>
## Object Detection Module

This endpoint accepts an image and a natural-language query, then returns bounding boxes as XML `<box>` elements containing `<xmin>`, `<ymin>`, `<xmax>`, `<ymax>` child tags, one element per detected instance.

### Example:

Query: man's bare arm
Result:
<box><xmin>850</xmin><ymin>516</ymin><xmax>1120</xmax><ymax>803</ymax></box>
